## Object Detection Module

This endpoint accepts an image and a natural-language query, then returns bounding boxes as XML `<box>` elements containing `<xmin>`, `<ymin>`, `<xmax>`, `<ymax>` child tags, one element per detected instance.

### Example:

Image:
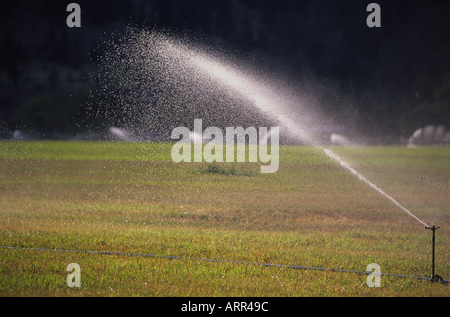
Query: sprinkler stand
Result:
<box><xmin>425</xmin><ymin>226</ymin><xmax>443</xmax><ymax>283</ymax></box>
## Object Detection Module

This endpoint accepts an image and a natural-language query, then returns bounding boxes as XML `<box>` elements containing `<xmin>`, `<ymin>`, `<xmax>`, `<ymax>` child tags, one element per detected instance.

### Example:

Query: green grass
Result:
<box><xmin>0</xmin><ymin>141</ymin><xmax>449</xmax><ymax>296</ymax></box>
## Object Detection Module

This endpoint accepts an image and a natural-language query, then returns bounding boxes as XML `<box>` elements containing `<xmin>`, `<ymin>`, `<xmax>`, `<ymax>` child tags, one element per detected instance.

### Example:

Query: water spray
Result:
<box><xmin>323</xmin><ymin>149</ymin><xmax>429</xmax><ymax>227</ymax></box>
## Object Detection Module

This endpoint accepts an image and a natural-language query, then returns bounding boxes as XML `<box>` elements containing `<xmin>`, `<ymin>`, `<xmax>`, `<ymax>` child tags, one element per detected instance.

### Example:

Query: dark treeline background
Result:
<box><xmin>1</xmin><ymin>0</ymin><xmax>450</xmax><ymax>140</ymax></box>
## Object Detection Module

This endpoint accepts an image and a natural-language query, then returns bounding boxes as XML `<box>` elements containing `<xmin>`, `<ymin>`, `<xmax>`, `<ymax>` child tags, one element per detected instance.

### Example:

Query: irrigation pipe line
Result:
<box><xmin>2</xmin><ymin>246</ymin><xmax>448</xmax><ymax>284</ymax></box>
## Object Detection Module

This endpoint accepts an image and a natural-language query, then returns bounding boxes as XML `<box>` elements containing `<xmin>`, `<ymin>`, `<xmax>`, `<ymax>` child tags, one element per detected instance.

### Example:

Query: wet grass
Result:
<box><xmin>0</xmin><ymin>141</ymin><xmax>449</xmax><ymax>296</ymax></box>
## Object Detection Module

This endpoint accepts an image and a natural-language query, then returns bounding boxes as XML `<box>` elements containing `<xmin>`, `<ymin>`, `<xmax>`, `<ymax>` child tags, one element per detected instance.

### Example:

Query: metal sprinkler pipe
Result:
<box><xmin>425</xmin><ymin>225</ymin><xmax>443</xmax><ymax>283</ymax></box>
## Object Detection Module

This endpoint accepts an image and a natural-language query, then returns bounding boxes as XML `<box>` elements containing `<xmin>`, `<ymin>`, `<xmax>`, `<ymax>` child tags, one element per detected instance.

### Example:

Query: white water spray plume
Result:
<box><xmin>92</xmin><ymin>27</ymin><xmax>326</xmax><ymax>144</ymax></box>
<box><xmin>92</xmin><ymin>26</ymin><xmax>430</xmax><ymax>228</ymax></box>
<box><xmin>323</xmin><ymin>149</ymin><xmax>429</xmax><ymax>227</ymax></box>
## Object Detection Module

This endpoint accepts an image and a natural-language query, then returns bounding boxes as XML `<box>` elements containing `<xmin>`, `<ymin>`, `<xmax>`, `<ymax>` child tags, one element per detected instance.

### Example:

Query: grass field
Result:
<box><xmin>0</xmin><ymin>140</ymin><xmax>449</xmax><ymax>296</ymax></box>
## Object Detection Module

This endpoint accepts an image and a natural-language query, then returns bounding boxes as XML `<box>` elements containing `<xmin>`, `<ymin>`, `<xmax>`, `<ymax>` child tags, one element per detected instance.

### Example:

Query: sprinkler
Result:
<box><xmin>425</xmin><ymin>226</ymin><xmax>443</xmax><ymax>283</ymax></box>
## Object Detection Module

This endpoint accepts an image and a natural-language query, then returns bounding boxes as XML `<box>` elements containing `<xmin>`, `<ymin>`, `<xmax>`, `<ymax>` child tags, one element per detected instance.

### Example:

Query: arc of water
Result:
<box><xmin>168</xmin><ymin>39</ymin><xmax>429</xmax><ymax>228</ymax></box>
<box><xmin>323</xmin><ymin>149</ymin><xmax>429</xmax><ymax>227</ymax></box>
<box><xmin>165</xmin><ymin>41</ymin><xmax>316</xmax><ymax>145</ymax></box>
<box><xmin>105</xmin><ymin>29</ymin><xmax>431</xmax><ymax>228</ymax></box>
